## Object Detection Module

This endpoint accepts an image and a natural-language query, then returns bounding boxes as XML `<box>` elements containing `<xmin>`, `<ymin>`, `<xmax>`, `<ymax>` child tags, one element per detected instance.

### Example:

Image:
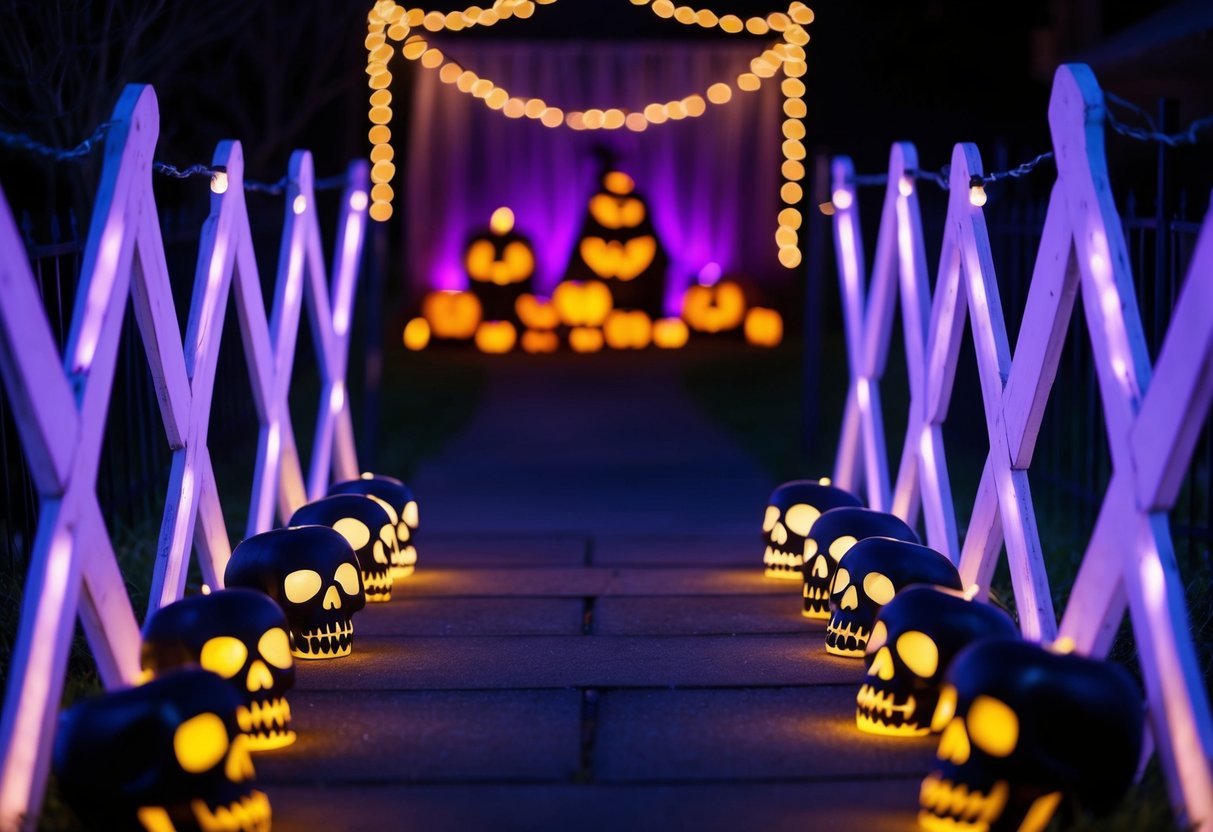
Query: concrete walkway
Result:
<box><xmin>259</xmin><ymin>351</ymin><xmax>933</xmax><ymax>831</ymax></box>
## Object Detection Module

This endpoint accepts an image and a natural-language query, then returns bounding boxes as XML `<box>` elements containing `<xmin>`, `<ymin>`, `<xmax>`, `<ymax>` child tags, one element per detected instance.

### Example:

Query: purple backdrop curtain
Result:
<box><xmin>405</xmin><ymin>39</ymin><xmax>785</xmax><ymax>313</ymax></box>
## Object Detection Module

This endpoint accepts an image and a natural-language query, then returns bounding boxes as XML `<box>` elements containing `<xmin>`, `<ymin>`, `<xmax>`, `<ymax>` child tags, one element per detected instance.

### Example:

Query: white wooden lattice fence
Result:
<box><xmin>831</xmin><ymin>64</ymin><xmax>1213</xmax><ymax>829</ymax></box>
<box><xmin>0</xmin><ymin>84</ymin><xmax>370</xmax><ymax>829</ymax></box>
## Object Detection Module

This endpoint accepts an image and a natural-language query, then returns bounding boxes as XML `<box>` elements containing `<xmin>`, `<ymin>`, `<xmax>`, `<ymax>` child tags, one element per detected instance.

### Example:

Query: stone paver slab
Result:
<box><xmin>294</xmin><ymin>635</ymin><xmax>863</xmax><ymax>691</ymax></box>
<box><xmin>422</xmin><ymin>533</ymin><xmax>588</xmax><ymax>566</ymax></box>
<box><xmin>397</xmin><ymin>567</ymin><xmax>801</xmax><ymax>598</ymax></box>
<box><xmin>594</xmin><ymin>687</ymin><xmax>936</xmax><ymax>782</ymax></box>
<box><xmin>257</xmin><ymin>690</ymin><xmax>581</xmax><ymax>784</ymax></box>
<box><xmin>594</xmin><ymin>596</ymin><xmax>814</xmax><ymax>636</ymax></box>
<box><xmin>593</xmin><ymin>534</ymin><xmax>756</xmax><ymax>567</ymax></box>
<box><xmin>357</xmin><ymin>597</ymin><xmax>585</xmax><ymax>636</ymax></box>
<box><xmin>266</xmin><ymin>780</ymin><xmax>922</xmax><ymax>832</ymax></box>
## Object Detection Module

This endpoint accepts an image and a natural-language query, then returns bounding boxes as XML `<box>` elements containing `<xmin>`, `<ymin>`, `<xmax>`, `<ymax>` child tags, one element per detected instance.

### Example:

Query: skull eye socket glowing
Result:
<box><xmin>784</xmin><ymin>504</ymin><xmax>820</xmax><ymax>537</ymax></box>
<box><xmin>258</xmin><ymin>627</ymin><xmax>292</xmax><ymax>669</ymax></box>
<box><xmin>828</xmin><ymin>534</ymin><xmax>858</xmax><ymax>560</ymax></box>
<box><xmin>173</xmin><ymin>712</ymin><xmax>229</xmax><ymax>773</ymax></box>
<box><xmin>199</xmin><ymin>636</ymin><xmax>248</xmax><ymax>679</ymax></box>
<box><xmin>403</xmin><ymin>500</ymin><xmax>419</xmax><ymax>528</ymax></box>
<box><xmin>862</xmin><ymin>571</ymin><xmax>896</xmax><ymax>605</ymax></box>
<box><xmin>967</xmin><ymin>695</ymin><xmax>1019</xmax><ymax>757</ymax></box>
<box><xmin>373</xmin><ymin>540</ymin><xmax>388</xmax><ymax>564</ymax></box>
<box><xmin>895</xmin><ymin>630</ymin><xmax>939</xmax><ymax>678</ymax></box>
<box><xmin>762</xmin><ymin>505</ymin><xmax>780</xmax><ymax>533</ymax></box>
<box><xmin>867</xmin><ymin>620</ymin><xmax>888</xmax><ymax>654</ymax></box>
<box><xmin>932</xmin><ymin>684</ymin><xmax>958</xmax><ymax>732</ymax></box>
<box><xmin>396</xmin><ymin>521</ymin><xmax>410</xmax><ymax>543</ymax></box>
<box><xmin>284</xmin><ymin>569</ymin><xmax>322</xmax><ymax>604</ymax></box>
<box><xmin>806</xmin><ymin>538</ymin><xmax>818</xmax><ymax>557</ymax></box>
<box><xmin>333</xmin><ymin>517</ymin><xmax>371</xmax><ymax>550</ymax></box>
<box><xmin>832</xmin><ymin>567</ymin><xmax>851</xmax><ymax>593</ymax></box>
<box><xmin>365</xmin><ymin>494</ymin><xmax>398</xmax><ymax>524</ymax></box>
<box><xmin>379</xmin><ymin>525</ymin><xmax>395</xmax><ymax>546</ymax></box>
<box><xmin>335</xmin><ymin>562</ymin><xmax>361</xmax><ymax>595</ymax></box>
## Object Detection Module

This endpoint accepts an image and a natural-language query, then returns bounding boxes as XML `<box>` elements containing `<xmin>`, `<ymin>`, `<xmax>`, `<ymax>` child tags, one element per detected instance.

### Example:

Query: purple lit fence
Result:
<box><xmin>830</xmin><ymin>64</ymin><xmax>1213</xmax><ymax>829</ymax></box>
<box><xmin>0</xmin><ymin>85</ymin><xmax>370</xmax><ymax>828</ymax></box>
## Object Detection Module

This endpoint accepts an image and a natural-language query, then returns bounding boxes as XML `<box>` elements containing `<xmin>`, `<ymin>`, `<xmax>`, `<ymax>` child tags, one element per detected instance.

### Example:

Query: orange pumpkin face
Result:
<box><xmin>682</xmin><ymin>280</ymin><xmax>747</xmax><ymax>334</ymax></box>
<box><xmin>652</xmin><ymin>318</ymin><xmax>689</xmax><ymax>350</ymax></box>
<box><xmin>588</xmin><ymin>175</ymin><xmax>647</xmax><ymax>230</ymax></box>
<box><xmin>422</xmin><ymin>290</ymin><xmax>482</xmax><ymax>340</ymax></box>
<box><xmin>474</xmin><ymin>320</ymin><xmax>517</xmax><ymax>354</ymax></box>
<box><xmin>579</xmin><ymin>237</ymin><xmax>657</xmax><ymax>282</ymax></box>
<box><xmin>521</xmin><ymin>329</ymin><xmax>559</xmax><ymax>354</ymax></box>
<box><xmin>568</xmin><ymin>327</ymin><xmax>605</xmax><ymax>354</ymax></box>
<box><xmin>515</xmin><ymin>294</ymin><xmax>560</xmax><ymax>331</ymax></box>
<box><xmin>744</xmin><ymin>307</ymin><xmax>783</xmax><ymax>347</ymax></box>
<box><xmin>603</xmin><ymin>310</ymin><xmax>653</xmax><ymax>350</ymax></box>
<box><xmin>553</xmin><ymin>280</ymin><xmax>613</xmax><ymax>328</ymax></box>
<box><xmin>465</xmin><ymin>239</ymin><xmax>535</xmax><ymax>286</ymax></box>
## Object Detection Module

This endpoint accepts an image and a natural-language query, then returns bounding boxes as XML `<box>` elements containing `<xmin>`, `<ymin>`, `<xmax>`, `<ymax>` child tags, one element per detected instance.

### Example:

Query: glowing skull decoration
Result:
<box><xmin>826</xmin><ymin>538</ymin><xmax>961</xmax><ymax>657</ymax></box>
<box><xmin>802</xmin><ymin>507</ymin><xmax>919</xmax><ymax>619</ymax></box>
<box><xmin>226</xmin><ymin>525</ymin><xmax>366</xmax><ymax>659</ymax></box>
<box><xmin>142</xmin><ymin>589</ymin><xmax>297</xmax><ymax>751</ymax></box>
<box><xmin>289</xmin><ymin>494</ymin><xmax>397</xmax><ymax>602</ymax></box>
<box><xmin>920</xmin><ymin>638</ymin><xmax>1143</xmax><ymax>832</ymax></box>
<box><xmin>329</xmin><ymin>472</ymin><xmax>419</xmax><ymax>580</ymax></box>
<box><xmin>857</xmin><ymin>585</ymin><xmax>1018</xmax><ymax>737</ymax></box>
<box><xmin>53</xmin><ymin>669</ymin><xmax>271</xmax><ymax>832</ymax></box>
<box><xmin>761</xmin><ymin>479</ymin><xmax>862</xmax><ymax>579</ymax></box>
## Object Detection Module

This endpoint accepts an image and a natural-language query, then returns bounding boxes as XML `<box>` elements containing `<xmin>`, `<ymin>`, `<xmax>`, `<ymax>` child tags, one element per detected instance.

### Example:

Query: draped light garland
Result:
<box><xmin>366</xmin><ymin>0</ymin><xmax>813</xmax><ymax>268</ymax></box>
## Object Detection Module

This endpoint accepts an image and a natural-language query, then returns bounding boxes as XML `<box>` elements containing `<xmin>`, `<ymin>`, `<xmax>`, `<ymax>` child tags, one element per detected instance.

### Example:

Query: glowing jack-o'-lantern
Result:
<box><xmin>53</xmin><ymin>669</ymin><xmax>271</xmax><ymax>832</ymax></box>
<box><xmin>762</xmin><ymin>480</ymin><xmax>862</xmax><ymax>579</ymax></box>
<box><xmin>604</xmin><ymin>309</ymin><xmax>652</xmax><ymax>350</ymax></box>
<box><xmin>745</xmin><ymin>307</ymin><xmax>783</xmax><ymax>347</ymax></box>
<box><xmin>474</xmin><ymin>320</ymin><xmax>517</xmax><ymax>354</ymax></box>
<box><xmin>554</xmin><ymin>280</ymin><xmax>613</xmax><ymax>328</ymax></box>
<box><xmin>515</xmin><ymin>294</ymin><xmax>560</xmax><ymax>331</ymax></box>
<box><xmin>226</xmin><ymin>525</ymin><xmax>366</xmax><ymax>659</ymax></box>
<box><xmin>568</xmin><ymin>327</ymin><xmax>605</xmax><ymax>353</ymax></box>
<box><xmin>522</xmin><ymin>330</ymin><xmax>559</xmax><ymax>354</ymax></box>
<box><xmin>570</xmin><ymin>170</ymin><xmax>666</xmax><ymax>316</ymax></box>
<box><xmin>464</xmin><ymin>207</ymin><xmax>535</xmax><ymax>321</ymax></box>
<box><xmin>422</xmin><ymin>290</ymin><xmax>482</xmax><ymax>340</ymax></box>
<box><xmin>329</xmin><ymin>473</ymin><xmax>419</xmax><ymax>580</ymax></box>
<box><xmin>682</xmin><ymin>280</ymin><xmax>747</xmax><ymax>334</ymax></box>
<box><xmin>802</xmin><ymin>506</ymin><xmax>919</xmax><ymax>618</ymax></box>
<box><xmin>857</xmin><ymin>585</ymin><xmax>1018</xmax><ymax>737</ymax></box>
<box><xmin>142</xmin><ymin>589</ymin><xmax>298</xmax><ymax>751</ymax></box>
<box><xmin>652</xmin><ymin>318</ymin><xmax>689</xmax><ymax>349</ymax></box>
<box><xmin>920</xmin><ymin>639</ymin><xmax>1143</xmax><ymax>832</ymax></box>
<box><xmin>289</xmin><ymin>495</ymin><xmax>397</xmax><ymax>602</ymax></box>
<box><xmin>826</xmin><ymin>538</ymin><xmax>962</xmax><ymax>657</ymax></box>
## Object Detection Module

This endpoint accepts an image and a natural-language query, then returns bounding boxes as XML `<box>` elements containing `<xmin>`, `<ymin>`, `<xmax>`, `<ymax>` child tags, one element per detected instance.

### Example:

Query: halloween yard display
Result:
<box><xmin>226</xmin><ymin>526</ymin><xmax>366</xmax><ymax>659</ymax></box>
<box><xmin>53</xmin><ymin>670</ymin><xmax>271</xmax><ymax>832</ymax></box>
<box><xmin>920</xmin><ymin>639</ymin><xmax>1143</xmax><ymax>832</ymax></box>
<box><xmin>826</xmin><ymin>538</ymin><xmax>963</xmax><ymax>657</ymax></box>
<box><xmin>603</xmin><ymin>309</ymin><xmax>653</xmax><ymax>350</ymax></box>
<box><xmin>744</xmin><ymin>307</ymin><xmax>784</xmax><ymax>347</ymax></box>
<box><xmin>421</xmin><ymin>289</ymin><xmax>482</xmax><ymax>341</ymax></box>
<box><xmin>474</xmin><ymin>319</ymin><xmax>518</xmax><ymax>354</ymax></box>
<box><xmin>567</xmin><ymin>170</ymin><xmax>666</xmax><ymax>318</ymax></box>
<box><xmin>289</xmin><ymin>495</ymin><xmax>398</xmax><ymax>603</ymax></box>
<box><xmin>516</xmin><ymin>293</ymin><xmax>561</xmax><ymax>353</ymax></box>
<box><xmin>856</xmin><ymin>585</ymin><xmax>1019</xmax><ymax>737</ymax></box>
<box><xmin>761</xmin><ymin>480</ymin><xmax>862</xmax><ymax>579</ymax></box>
<box><xmin>682</xmin><ymin>279</ymin><xmax>747</xmax><ymax>335</ymax></box>
<box><xmin>463</xmin><ymin>207</ymin><xmax>535</xmax><ymax>322</ymax></box>
<box><xmin>553</xmin><ymin>279</ymin><xmax>613</xmax><ymax>329</ymax></box>
<box><xmin>801</xmin><ymin>506</ymin><xmax>919</xmax><ymax>617</ymax></box>
<box><xmin>142</xmin><ymin>590</ymin><xmax>297</xmax><ymax>751</ymax></box>
<box><xmin>329</xmin><ymin>473</ymin><xmax>420</xmax><ymax>580</ymax></box>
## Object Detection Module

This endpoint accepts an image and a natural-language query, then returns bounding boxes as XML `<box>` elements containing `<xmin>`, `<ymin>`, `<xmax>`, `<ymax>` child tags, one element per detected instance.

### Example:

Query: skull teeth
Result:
<box><xmin>763</xmin><ymin>545</ymin><xmax>803</xmax><ymax>579</ymax></box>
<box><xmin>363</xmin><ymin>570</ymin><xmax>393</xmax><ymax>602</ymax></box>
<box><xmin>918</xmin><ymin>775</ymin><xmax>1010</xmax><ymax>830</ymax></box>
<box><xmin>237</xmin><ymin>696</ymin><xmax>295</xmax><ymax>749</ymax></box>
<box><xmin>825</xmin><ymin>617</ymin><xmax>870</xmax><ymax>657</ymax></box>
<box><xmin>855</xmin><ymin>684</ymin><xmax>926</xmax><ymax>735</ymax></box>
<box><xmin>191</xmin><ymin>789</ymin><xmax>272</xmax><ymax>832</ymax></box>
<box><xmin>293</xmin><ymin>621</ymin><xmax>355</xmax><ymax>659</ymax></box>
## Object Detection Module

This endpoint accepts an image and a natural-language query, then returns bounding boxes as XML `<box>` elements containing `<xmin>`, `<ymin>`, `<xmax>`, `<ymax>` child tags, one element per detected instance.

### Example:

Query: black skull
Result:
<box><xmin>53</xmin><ymin>669</ymin><xmax>270</xmax><ymax>832</ymax></box>
<box><xmin>921</xmin><ymin>638</ymin><xmax>1143</xmax><ymax>832</ymax></box>
<box><xmin>329</xmin><ymin>473</ymin><xmax>419</xmax><ymax>580</ymax></box>
<box><xmin>289</xmin><ymin>494</ymin><xmax>397</xmax><ymax>602</ymax></box>
<box><xmin>142</xmin><ymin>589</ymin><xmax>297</xmax><ymax>751</ymax></box>
<box><xmin>802</xmin><ymin>507</ymin><xmax>919</xmax><ymax>619</ymax></box>
<box><xmin>857</xmin><ymin>585</ymin><xmax>1018</xmax><ymax>737</ymax></box>
<box><xmin>225</xmin><ymin>525</ymin><xmax>366</xmax><ymax>659</ymax></box>
<box><xmin>761</xmin><ymin>479</ymin><xmax>861</xmax><ymax>579</ymax></box>
<box><xmin>826</xmin><ymin>538</ymin><xmax>961</xmax><ymax>657</ymax></box>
